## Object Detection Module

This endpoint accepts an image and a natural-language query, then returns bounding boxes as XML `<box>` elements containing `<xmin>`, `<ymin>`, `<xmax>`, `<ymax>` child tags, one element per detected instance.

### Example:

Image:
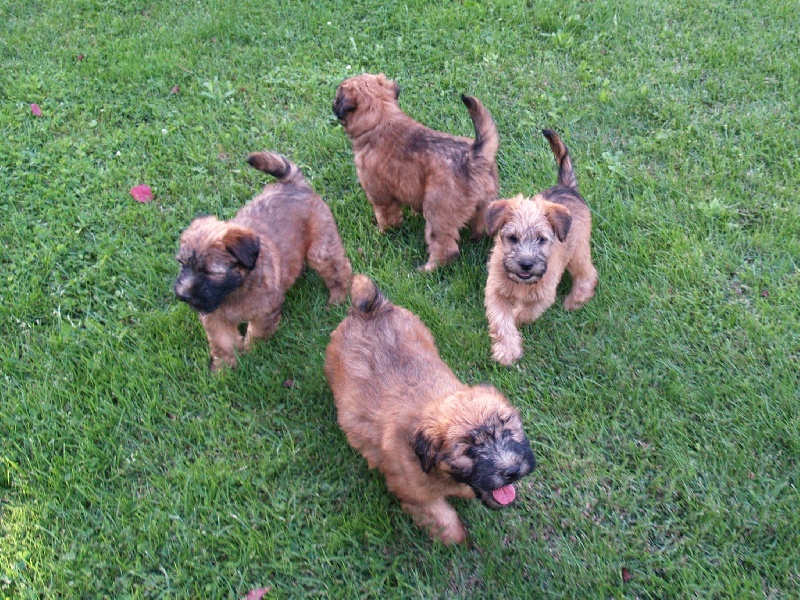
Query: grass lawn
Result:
<box><xmin>1</xmin><ymin>0</ymin><xmax>798</xmax><ymax>597</ymax></box>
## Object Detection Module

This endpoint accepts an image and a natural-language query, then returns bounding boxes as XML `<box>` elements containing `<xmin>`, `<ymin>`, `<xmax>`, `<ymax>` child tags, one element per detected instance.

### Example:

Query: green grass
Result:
<box><xmin>1</xmin><ymin>0</ymin><xmax>798</xmax><ymax>597</ymax></box>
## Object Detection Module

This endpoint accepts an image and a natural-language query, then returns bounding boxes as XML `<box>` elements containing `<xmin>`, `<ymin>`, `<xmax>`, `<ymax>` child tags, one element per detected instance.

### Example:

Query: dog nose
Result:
<box><xmin>519</xmin><ymin>261</ymin><xmax>534</xmax><ymax>272</ymax></box>
<box><xmin>502</xmin><ymin>465</ymin><xmax>521</xmax><ymax>481</ymax></box>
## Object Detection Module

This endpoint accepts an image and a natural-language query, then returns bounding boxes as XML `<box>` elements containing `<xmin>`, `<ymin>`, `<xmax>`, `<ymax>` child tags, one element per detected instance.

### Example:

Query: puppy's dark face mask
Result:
<box><xmin>174</xmin><ymin>222</ymin><xmax>260</xmax><ymax>314</ymax></box>
<box><xmin>415</xmin><ymin>410</ymin><xmax>537</xmax><ymax>509</ymax></box>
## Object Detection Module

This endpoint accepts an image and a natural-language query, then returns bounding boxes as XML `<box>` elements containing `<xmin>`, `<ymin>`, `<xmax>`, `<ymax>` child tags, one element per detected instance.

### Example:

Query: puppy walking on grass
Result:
<box><xmin>325</xmin><ymin>275</ymin><xmax>536</xmax><ymax>544</ymax></box>
<box><xmin>485</xmin><ymin>130</ymin><xmax>598</xmax><ymax>365</ymax></box>
<box><xmin>333</xmin><ymin>73</ymin><xmax>499</xmax><ymax>271</ymax></box>
<box><xmin>174</xmin><ymin>152</ymin><xmax>352</xmax><ymax>370</ymax></box>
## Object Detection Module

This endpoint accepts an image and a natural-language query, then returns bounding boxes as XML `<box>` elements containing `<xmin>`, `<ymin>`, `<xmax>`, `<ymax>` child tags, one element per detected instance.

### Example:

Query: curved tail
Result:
<box><xmin>461</xmin><ymin>94</ymin><xmax>499</xmax><ymax>162</ymax></box>
<box><xmin>246</xmin><ymin>151</ymin><xmax>310</xmax><ymax>189</ymax></box>
<box><xmin>542</xmin><ymin>130</ymin><xmax>578</xmax><ymax>190</ymax></box>
<box><xmin>349</xmin><ymin>274</ymin><xmax>391</xmax><ymax>318</ymax></box>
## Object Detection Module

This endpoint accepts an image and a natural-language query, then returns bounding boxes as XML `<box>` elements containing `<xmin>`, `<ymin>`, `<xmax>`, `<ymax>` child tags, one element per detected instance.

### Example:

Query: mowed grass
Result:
<box><xmin>1</xmin><ymin>0</ymin><xmax>798</xmax><ymax>597</ymax></box>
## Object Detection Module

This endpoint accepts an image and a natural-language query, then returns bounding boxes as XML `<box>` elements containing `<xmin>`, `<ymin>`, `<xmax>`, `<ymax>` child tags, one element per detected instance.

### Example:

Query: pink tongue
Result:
<box><xmin>491</xmin><ymin>484</ymin><xmax>516</xmax><ymax>505</ymax></box>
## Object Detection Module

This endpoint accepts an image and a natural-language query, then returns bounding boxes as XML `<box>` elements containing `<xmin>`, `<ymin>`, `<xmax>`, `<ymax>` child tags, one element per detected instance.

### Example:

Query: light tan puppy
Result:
<box><xmin>333</xmin><ymin>73</ymin><xmax>499</xmax><ymax>271</ymax></box>
<box><xmin>485</xmin><ymin>130</ymin><xmax>598</xmax><ymax>365</ymax></box>
<box><xmin>174</xmin><ymin>152</ymin><xmax>352</xmax><ymax>370</ymax></box>
<box><xmin>325</xmin><ymin>275</ymin><xmax>536</xmax><ymax>544</ymax></box>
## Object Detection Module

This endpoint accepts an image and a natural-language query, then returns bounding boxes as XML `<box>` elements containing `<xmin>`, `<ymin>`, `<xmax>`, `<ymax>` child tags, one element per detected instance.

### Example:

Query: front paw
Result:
<box><xmin>209</xmin><ymin>354</ymin><xmax>236</xmax><ymax>372</ymax></box>
<box><xmin>491</xmin><ymin>340</ymin><xmax>523</xmax><ymax>366</ymax></box>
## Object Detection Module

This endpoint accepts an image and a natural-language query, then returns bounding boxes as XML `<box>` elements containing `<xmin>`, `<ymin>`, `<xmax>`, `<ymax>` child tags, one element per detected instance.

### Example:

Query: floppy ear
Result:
<box><xmin>545</xmin><ymin>203</ymin><xmax>572</xmax><ymax>242</ymax></box>
<box><xmin>333</xmin><ymin>88</ymin><xmax>356</xmax><ymax>120</ymax></box>
<box><xmin>223</xmin><ymin>226</ymin><xmax>260</xmax><ymax>270</ymax></box>
<box><xmin>413</xmin><ymin>429</ymin><xmax>440</xmax><ymax>474</ymax></box>
<box><xmin>485</xmin><ymin>199</ymin><xmax>512</xmax><ymax>237</ymax></box>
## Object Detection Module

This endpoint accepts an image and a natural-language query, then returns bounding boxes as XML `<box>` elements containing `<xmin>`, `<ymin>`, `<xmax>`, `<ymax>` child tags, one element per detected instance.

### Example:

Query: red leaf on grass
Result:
<box><xmin>171</xmin><ymin>85</ymin><xmax>180</xmax><ymax>94</ymax></box>
<box><xmin>130</xmin><ymin>184</ymin><xmax>153</xmax><ymax>203</ymax></box>
<box><xmin>245</xmin><ymin>588</ymin><xmax>271</xmax><ymax>600</ymax></box>
<box><xmin>31</xmin><ymin>104</ymin><xmax>42</xmax><ymax>117</ymax></box>
<box><xmin>621</xmin><ymin>567</ymin><xmax>632</xmax><ymax>583</ymax></box>
<box><xmin>77</xmin><ymin>54</ymin><xmax>85</xmax><ymax>61</ymax></box>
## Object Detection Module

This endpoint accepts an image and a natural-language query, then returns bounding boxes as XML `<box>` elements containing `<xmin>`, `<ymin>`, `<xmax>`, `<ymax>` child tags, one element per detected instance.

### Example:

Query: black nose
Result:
<box><xmin>502</xmin><ymin>465</ymin><xmax>521</xmax><ymax>481</ymax></box>
<box><xmin>519</xmin><ymin>261</ymin><xmax>533</xmax><ymax>272</ymax></box>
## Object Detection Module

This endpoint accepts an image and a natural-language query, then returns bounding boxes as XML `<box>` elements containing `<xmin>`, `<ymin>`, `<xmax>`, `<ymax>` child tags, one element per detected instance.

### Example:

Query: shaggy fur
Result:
<box><xmin>485</xmin><ymin>130</ymin><xmax>598</xmax><ymax>365</ymax></box>
<box><xmin>175</xmin><ymin>152</ymin><xmax>352</xmax><ymax>369</ymax></box>
<box><xmin>333</xmin><ymin>73</ymin><xmax>499</xmax><ymax>271</ymax></box>
<box><xmin>325</xmin><ymin>275</ymin><xmax>536</xmax><ymax>544</ymax></box>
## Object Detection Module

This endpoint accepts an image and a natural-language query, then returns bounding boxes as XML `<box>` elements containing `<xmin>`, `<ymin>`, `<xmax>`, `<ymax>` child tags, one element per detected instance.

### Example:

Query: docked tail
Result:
<box><xmin>349</xmin><ymin>275</ymin><xmax>391</xmax><ymax>318</ymax></box>
<box><xmin>542</xmin><ymin>129</ymin><xmax>578</xmax><ymax>190</ymax></box>
<box><xmin>246</xmin><ymin>151</ymin><xmax>310</xmax><ymax>189</ymax></box>
<box><xmin>461</xmin><ymin>94</ymin><xmax>499</xmax><ymax>162</ymax></box>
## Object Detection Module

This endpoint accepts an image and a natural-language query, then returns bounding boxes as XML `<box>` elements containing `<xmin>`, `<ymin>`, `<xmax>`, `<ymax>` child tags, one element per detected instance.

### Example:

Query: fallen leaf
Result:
<box><xmin>171</xmin><ymin>85</ymin><xmax>180</xmax><ymax>94</ymax></box>
<box><xmin>77</xmin><ymin>54</ymin><xmax>85</xmax><ymax>61</ymax></box>
<box><xmin>130</xmin><ymin>184</ymin><xmax>153</xmax><ymax>203</ymax></box>
<box><xmin>30</xmin><ymin>104</ymin><xmax>42</xmax><ymax>117</ymax></box>
<box><xmin>245</xmin><ymin>588</ymin><xmax>271</xmax><ymax>600</ymax></box>
<box><xmin>761</xmin><ymin>289</ymin><xmax>769</xmax><ymax>298</ymax></box>
<box><xmin>283</xmin><ymin>379</ymin><xmax>294</xmax><ymax>388</ymax></box>
<box><xmin>621</xmin><ymin>567</ymin><xmax>632</xmax><ymax>583</ymax></box>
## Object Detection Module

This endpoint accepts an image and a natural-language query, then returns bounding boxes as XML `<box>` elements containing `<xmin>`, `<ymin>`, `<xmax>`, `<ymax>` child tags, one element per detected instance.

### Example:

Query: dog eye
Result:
<box><xmin>507</xmin><ymin>235</ymin><xmax>519</xmax><ymax>244</ymax></box>
<box><xmin>537</xmin><ymin>236</ymin><xmax>547</xmax><ymax>245</ymax></box>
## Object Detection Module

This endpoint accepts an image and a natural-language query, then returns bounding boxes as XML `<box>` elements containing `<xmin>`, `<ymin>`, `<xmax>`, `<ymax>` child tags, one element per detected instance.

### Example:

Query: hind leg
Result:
<box><xmin>563</xmin><ymin>241</ymin><xmax>598</xmax><ymax>311</ymax></box>
<box><xmin>306</xmin><ymin>209</ymin><xmax>353</xmax><ymax>305</ymax></box>
<box><xmin>468</xmin><ymin>198</ymin><xmax>489</xmax><ymax>241</ymax></box>
<box><xmin>420</xmin><ymin>219</ymin><xmax>461</xmax><ymax>272</ymax></box>
<box><xmin>420</xmin><ymin>189</ymin><xmax>469</xmax><ymax>272</ymax></box>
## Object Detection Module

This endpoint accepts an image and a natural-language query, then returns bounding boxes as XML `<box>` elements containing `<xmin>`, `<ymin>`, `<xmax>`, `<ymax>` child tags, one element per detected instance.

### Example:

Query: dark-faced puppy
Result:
<box><xmin>485</xmin><ymin>130</ymin><xmax>598</xmax><ymax>365</ymax></box>
<box><xmin>175</xmin><ymin>152</ymin><xmax>352</xmax><ymax>369</ymax></box>
<box><xmin>325</xmin><ymin>275</ymin><xmax>536</xmax><ymax>544</ymax></box>
<box><xmin>333</xmin><ymin>73</ymin><xmax>499</xmax><ymax>271</ymax></box>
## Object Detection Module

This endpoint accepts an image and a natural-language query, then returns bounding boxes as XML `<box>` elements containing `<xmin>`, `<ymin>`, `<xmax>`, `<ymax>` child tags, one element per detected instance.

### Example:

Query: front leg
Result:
<box><xmin>244</xmin><ymin>296</ymin><xmax>284</xmax><ymax>350</ymax></box>
<box><xmin>245</xmin><ymin>312</ymin><xmax>281</xmax><ymax>350</ymax></box>
<box><xmin>367</xmin><ymin>199</ymin><xmax>403</xmax><ymax>233</ymax></box>
<box><xmin>401</xmin><ymin>497</ymin><xmax>468</xmax><ymax>545</ymax></box>
<box><xmin>486</xmin><ymin>291</ymin><xmax>524</xmax><ymax>366</ymax></box>
<box><xmin>200</xmin><ymin>313</ymin><xmax>244</xmax><ymax>371</ymax></box>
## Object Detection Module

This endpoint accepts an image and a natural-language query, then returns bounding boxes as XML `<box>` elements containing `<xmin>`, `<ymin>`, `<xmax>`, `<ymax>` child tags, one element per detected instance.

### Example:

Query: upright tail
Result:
<box><xmin>246</xmin><ymin>151</ymin><xmax>310</xmax><ymax>189</ymax></box>
<box><xmin>349</xmin><ymin>274</ymin><xmax>391</xmax><ymax>319</ymax></box>
<box><xmin>461</xmin><ymin>94</ymin><xmax>499</xmax><ymax>162</ymax></box>
<box><xmin>542</xmin><ymin>129</ymin><xmax>578</xmax><ymax>190</ymax></box>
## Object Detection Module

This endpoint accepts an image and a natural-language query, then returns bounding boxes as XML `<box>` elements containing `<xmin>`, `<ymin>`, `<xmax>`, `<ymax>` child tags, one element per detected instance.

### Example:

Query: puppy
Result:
<box><xmin>174</xmin><ymin>152</ymin><xmax>352</xmax><ymax>370</ymax></box>
<box><xmin>485</xmin><ymin>130</ymin><xmax>598</xmax><ymax>365</ymax></box>
<box><xmin>325</xmin><ymin>275</ymin><xmax>536</xmax><ymax>544</ymax></box>
<box><xmin>333</xmin><ymin>73</ymin><xmax>499</xmax><ymax>271</ymax></box>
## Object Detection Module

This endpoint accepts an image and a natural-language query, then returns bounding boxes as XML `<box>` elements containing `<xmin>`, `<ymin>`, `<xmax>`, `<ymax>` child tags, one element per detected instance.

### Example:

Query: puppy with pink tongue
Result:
<box><xmin>493</xmin><ymin>484</ymin><xmax>517</xmax><ymax>505</ymax></box>
<box><xmin>326</xmin><ymin>275</ymin><xmax>536</xmax><ymax>544</ymax></box>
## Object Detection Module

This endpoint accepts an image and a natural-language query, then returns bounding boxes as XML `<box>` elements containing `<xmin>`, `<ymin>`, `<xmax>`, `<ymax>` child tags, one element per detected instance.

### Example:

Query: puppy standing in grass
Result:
<box><xmin>333</xmin><ymin>73</ymin><xmax>499</xmax><ymax>271</ymax></box>
<box><xmin>325</xmin><ymin>275</ymin><xmax>536</xmax><ymax>544</ymax></box>
<box><xmin>485</xmin><ymin>130</ymin><xmax>598</xmax><ymax>365</ymax></box>
<box><xmin>174</xmin><ymin>152</ymin><xmax>352</xmax><ymax>370</ymax></box>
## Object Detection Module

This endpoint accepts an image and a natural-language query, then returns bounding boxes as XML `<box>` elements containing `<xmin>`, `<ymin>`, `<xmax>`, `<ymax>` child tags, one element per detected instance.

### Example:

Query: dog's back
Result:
<box><xmin>325</xmin><ymin>276</ymin><xmax>461</xmax><ymax>457</ymax></box>
<box><xmin>234</xmin><ymin>152</ymin><xmax>352</xmax><ymax>298</ymax></box>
